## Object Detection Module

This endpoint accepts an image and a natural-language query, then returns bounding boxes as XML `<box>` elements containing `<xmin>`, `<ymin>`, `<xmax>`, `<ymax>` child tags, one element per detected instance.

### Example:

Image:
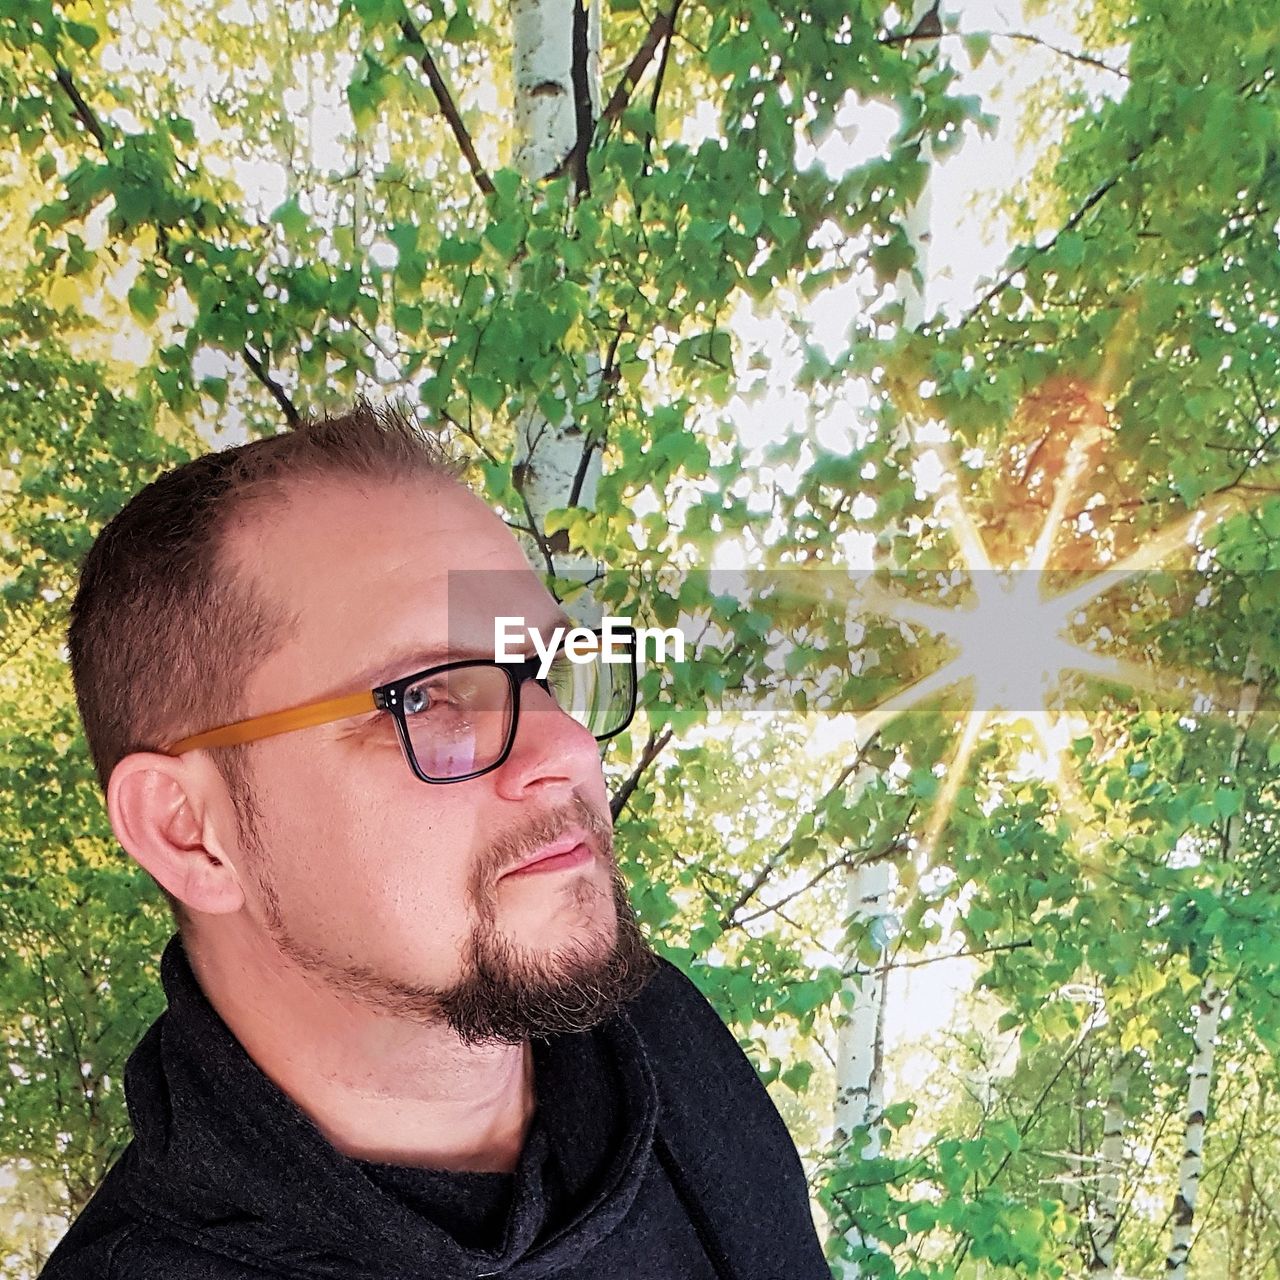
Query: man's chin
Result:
<box><xmin>441</xmin><ymin>893</ymin><xmax>656</xmax><ymax>1046</ymax></box>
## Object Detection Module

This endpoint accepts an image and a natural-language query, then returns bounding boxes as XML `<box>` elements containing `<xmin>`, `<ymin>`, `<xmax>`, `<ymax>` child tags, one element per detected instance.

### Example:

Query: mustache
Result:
<box><xmin>476</xmin><ymin>792</ymin><xmax>614</xmax><ymax>886</ymax></box>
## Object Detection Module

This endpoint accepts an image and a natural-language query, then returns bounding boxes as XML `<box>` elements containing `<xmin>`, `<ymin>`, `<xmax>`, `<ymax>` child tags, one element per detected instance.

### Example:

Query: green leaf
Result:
<box><xmin>1057</xmin><ymin>232</ymin><xmax>1084</xmax><ymax>268</ymax></box>
<box><xmin>962</xmin><ymin>31</ymin><xmax>992</xmax><ymax>65</ymax></box>
<box><xmin>64</xmin><ymin>20</ymin><xmax>100</xmax><ymax>50</ymax></box>
<box><xmin>199</xmin><ymin>376</ymin><xmax>229</xmax><ymax>405</ymax></box>
<box><xmin>270</xmin><ymin>196</ymin><xmax>310</xmax><ymax>241</ymax></box>
<box><xmin>126</xmin><ymin>282</ymin><xmax>158</xmax><ymax>323</ymax></box>
<box><xmin>484</xmin><ymin>217</ymin><xmax>523</xmax><ymax>259</ymax></box>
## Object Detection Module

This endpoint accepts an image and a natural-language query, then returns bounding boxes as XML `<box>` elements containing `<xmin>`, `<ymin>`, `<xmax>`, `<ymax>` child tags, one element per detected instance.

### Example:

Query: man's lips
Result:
<box><xmin>501</xmin><ymin>828</ymin><xmax>597</xmax><ymax>878</ymax></box>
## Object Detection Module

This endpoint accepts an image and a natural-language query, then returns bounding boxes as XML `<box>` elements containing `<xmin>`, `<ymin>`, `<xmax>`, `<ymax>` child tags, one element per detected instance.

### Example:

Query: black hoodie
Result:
<box><xmin>41</xmin><ymin>937</ymin><xmax>833</xmax><ymax>1279</ymax></box>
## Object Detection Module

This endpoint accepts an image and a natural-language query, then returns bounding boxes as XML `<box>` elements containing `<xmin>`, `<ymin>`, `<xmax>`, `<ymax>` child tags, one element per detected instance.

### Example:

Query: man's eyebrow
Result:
<box><xmin>321</xmin><ymin>646</ymin><xmax>470</xmax><ymax>699</ymax></box>
<box><xmin>358</xmin><ymin>645</ymin><xmax>476</xmax><ymax>689</ymax></box>
<box><xmin>350</xmin><ymin>613</ymin><xmax>580</xmax><ymax>691</ymax></box>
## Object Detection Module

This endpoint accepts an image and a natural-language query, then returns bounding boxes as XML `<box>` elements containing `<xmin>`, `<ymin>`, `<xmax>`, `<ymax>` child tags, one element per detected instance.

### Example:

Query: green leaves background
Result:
<box><xmin>2</xmin><ymin>0</ymin><xmax>1280</xmax><ymax>1275</ymax></box>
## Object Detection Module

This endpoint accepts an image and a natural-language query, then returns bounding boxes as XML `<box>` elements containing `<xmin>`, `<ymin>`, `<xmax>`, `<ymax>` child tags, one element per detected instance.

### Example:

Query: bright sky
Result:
<box><xmin>712</xmin><ymin>0</ymin><xmax>1125</xmax><ymax>1088</ymax></box>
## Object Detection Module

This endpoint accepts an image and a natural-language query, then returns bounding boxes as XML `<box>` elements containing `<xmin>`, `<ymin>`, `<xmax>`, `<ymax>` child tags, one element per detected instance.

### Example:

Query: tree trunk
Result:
<box><xmin>511</xmin><ymin>0</ymin><xmax>604</xmax><ymax>591</ymax></box>
<box><xmin>1165</xmin><ymin>646</ymin><xmax>1261</xmax><ymax>1278</ymax></box>
<box><xmin>1166</xmin><ymin>980</ymin><xmax>1226</xmax><ymax>1278</ymax></box>
<box><xmin>829</xmin><ymin>5</ymin><xmax>937</xmax><ymax>1273</ymax></box>
<box><xmin>512</xmin><ymin>0</ymin><xmax>599</xmax><ymax>185</ymax></box>
<box><xmin>833</xmin><ymin>857</ymin><xmax>893</xmax><ymax>1146</ymax></box>
<box><xmin>1088</xmin><ymin>1049</ymin><xmax>1131</xmax><ymax>1279</ymax></box>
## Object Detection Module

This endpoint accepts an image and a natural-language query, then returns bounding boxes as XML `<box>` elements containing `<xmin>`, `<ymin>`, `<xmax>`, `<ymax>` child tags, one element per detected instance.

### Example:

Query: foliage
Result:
<box><xmin>0</xmin><ymin>316</ymin><xmax>188</xmax><ymax>1233</ymax></box>
<box><xmin>2</xmin><ymin>0</ymin><xmax>1279</xmax><ymax>1275</ymax></box>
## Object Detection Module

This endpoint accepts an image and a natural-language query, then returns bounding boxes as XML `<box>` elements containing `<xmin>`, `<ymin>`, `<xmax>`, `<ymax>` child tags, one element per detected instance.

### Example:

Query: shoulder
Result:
<box><xmin>624</xmin><ymin>955</ymin><xmax>761</xmax><ymax>1083</ymax></box>
<box><xmin>39</xmin><ymin>1159</ymin><xmax>252</xmax><ymax>1280</ymax></box>
<box><xmin>621</xmin><ymin>956</ymin><xmax>829</xmax><ymax>1272</ymax></box>
<box><xmin>623</xmin><ymin>954</ymin><xmax>807</xmax><ymax>1164</ymax></box>
<box><xmin>625</xmin><ymin>954</ymin><xmax>719</xmax><ymax>1032</ymax></box>
<box><xmin>40</xmin><ymin>1220</ymin><xmax>139</xmax><ymax>1280</ymax></box>
<box><xmin>43</xmin><ymin>1224</ymin><xmax>266</xmax><ymax>1280</ymax></box>
<box><xmin>39</xmin><ymin>1156</ymin><xmax>136</xmax><ymax>1280</ymax></box>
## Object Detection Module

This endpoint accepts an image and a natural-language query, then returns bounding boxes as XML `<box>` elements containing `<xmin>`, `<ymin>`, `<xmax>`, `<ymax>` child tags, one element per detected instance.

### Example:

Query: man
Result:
<box><xmin>41</xmin><ymin>401</ymin><xmax>831</xmax><ymax>1279</ymax></box>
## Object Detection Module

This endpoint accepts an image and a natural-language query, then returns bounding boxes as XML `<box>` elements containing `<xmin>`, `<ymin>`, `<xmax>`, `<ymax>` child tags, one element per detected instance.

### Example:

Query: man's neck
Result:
<box><xmin>184</xmin><ymin>932</ymin><xmax>537</xmax><ymax>1174</ymax></box>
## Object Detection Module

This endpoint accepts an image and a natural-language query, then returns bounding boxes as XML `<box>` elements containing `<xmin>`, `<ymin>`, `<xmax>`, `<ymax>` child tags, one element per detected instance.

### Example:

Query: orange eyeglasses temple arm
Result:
<box><xmin>163</xmin><ymin>690</ymin><xmax>379</xmax><ymax>755</ymax></box>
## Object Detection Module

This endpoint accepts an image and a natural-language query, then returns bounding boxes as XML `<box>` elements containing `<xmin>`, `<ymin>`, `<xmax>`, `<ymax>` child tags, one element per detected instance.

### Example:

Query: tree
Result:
<box><xmin>3</xmin><ymin>0</ymin><xmax>1280</xmax><ymax>1276</ymax></box>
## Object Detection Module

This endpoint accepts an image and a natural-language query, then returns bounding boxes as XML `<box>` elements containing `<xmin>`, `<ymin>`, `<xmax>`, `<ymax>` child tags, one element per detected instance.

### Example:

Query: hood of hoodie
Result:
<box><xmin>121</xmin><ymin>936</ymin><xmax>659</xmax><ymax>1280</ymax></box>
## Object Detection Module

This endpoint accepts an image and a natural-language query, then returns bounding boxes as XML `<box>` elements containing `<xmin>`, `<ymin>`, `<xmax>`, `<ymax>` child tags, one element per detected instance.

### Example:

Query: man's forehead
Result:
<box><xmin>239</xmin><ymin>476</ymin><xmax>532</xmax><ymax>588</ymax></box>
<box><xmin>235</xmin><ymin>475</ymin><xmax>562</xmax><ymax>689</ymax></box>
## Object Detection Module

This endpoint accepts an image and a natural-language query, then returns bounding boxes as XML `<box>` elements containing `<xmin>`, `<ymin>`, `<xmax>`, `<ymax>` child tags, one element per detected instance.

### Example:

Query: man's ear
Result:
<box><xmin>107</xmin><ymin>753</ymin><xmax>247</xmax><ymax>917</ymax></box>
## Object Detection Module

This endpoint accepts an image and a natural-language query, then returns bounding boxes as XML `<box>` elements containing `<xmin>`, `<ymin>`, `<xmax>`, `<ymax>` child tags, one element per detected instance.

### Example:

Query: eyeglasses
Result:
<box><xmin>162</xmin><ymin>627</ymin><xmax>639</xmax><ymax>784</ymax></box>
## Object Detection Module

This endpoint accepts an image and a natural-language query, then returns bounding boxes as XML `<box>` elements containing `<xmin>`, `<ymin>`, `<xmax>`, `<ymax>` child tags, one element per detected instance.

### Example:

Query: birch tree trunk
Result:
<box><xmin>833</xmin><ymin>857</ymin><xmax>893</xmax><ymax>1147</ymax></box>
<box><xmin>511</xmin><ymin>0</ymin><xmax>604</xmax><ymax>599</ymax></box>
<box><xmin>1166</xmin><ymin>981</ymin><xmax>1227</xmax><ymax>1278</ymax></box>
<box><xmin>1165</xmin><ymin>647</ymin><xmax>1261</xmax><ymax>1278</ymax></box>
<box><xmin>1088</xmin><ymin>1049</ymin><xmax>1131</xmax><ymax>1279</ymax></box>
<box><xmin>830</xmin><ymin>6</ymin><xmax>937</xmax><ymax>1275</ymax></box>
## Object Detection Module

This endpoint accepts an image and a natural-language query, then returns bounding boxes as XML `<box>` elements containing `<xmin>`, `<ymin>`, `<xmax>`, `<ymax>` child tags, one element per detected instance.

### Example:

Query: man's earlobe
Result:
<box><xmin>107</xmin><ymin>753</ymin><xmax>246</xmax><ymax>917</ymax></box>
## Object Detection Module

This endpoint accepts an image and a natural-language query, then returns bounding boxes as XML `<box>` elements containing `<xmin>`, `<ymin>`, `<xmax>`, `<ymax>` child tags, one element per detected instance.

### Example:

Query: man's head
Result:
<box><xmin>69</xmin><ymin>401</ymin><xmax>653</xmax><ymax>1043</ymax></box>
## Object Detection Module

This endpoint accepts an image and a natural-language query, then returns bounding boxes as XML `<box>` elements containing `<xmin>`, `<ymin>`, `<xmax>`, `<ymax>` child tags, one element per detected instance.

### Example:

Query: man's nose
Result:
<box><xmin>491</xmin><ymin>677</ymin><xmax>604</xmax><ymax>800</ymax></box>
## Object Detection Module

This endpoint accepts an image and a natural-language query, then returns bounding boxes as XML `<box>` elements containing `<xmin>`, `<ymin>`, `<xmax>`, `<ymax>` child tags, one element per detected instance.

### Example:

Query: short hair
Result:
<box><xmin>68</xmin><ymin>399</ymin><xmax>465</xmax><ymax>920</ymax></box>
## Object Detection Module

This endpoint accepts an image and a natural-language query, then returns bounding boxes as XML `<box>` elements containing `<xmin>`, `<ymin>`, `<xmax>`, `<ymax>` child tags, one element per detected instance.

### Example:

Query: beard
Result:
<box><xmin>239</xmin><ymin>786</ymin><xmax>656</xmax><ymax>1045</ymax></box>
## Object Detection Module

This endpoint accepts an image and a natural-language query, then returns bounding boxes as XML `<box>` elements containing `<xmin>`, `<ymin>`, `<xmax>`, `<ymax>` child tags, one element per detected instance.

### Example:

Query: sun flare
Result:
<box><xmin>814</xmin><ymin>392</ymin><xmax>1264</xmax><ymax>855</ymax></box>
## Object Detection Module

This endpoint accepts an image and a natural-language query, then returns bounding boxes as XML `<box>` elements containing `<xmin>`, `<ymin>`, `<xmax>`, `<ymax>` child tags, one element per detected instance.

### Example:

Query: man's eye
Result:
<box><xmin>404</xmin><ymin>681</ymin><xmax>472</xmax><ymax>716</ymax></box>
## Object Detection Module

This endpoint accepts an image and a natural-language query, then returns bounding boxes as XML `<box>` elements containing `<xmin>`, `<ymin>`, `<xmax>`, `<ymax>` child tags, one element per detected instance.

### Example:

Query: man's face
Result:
<box><xmin>221</xmin><ymin>476</ymin><xmax>651</xmax><ymax>1042</ymax></box>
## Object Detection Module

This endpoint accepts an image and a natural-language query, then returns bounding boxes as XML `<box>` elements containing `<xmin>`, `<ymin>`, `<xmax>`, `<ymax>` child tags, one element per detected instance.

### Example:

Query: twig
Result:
<box><xmin>399</xmin><ymin>19</ymin><xmax>495</xmax><ymax>197</ymax></box>
<box><xmin>883</xmin><ymin>937</ymin><xmax>1034</xmax><ymax>971</ymax></box>
<box><xmin>610</xmin><ymin>726</ymin><xmax>674</xmax><ymax>819</ymax></box>
<box><xmin>241</xmin><ymin>345</ymin><xmax>302</xmax><ymax>427</ymax></box>
<box><xmin>640</xmin><ymin>0</ymin><xmax>680</xmax><ymax>180</ymax></box>
<box><xmin>733</xmin><ymin>839</ymin><xmax>907</xmax><ymax>928</ymax></box>
<box><xmin>597</xmin><ymin>2</ymin><xmax>682</xmax><ymax>136</ymax></box>
<box><xmin>53</xmin><ymin>64</ymin><xmax>109</xmax><ymax>149</ymax></box>
<box><xmin>961</xmin><ymin>174</ymin><xmax>1120</xmax><ymax>323</ymax></box>
<box><xmin>994</xmin><ymin>30</ymin><xmax>1129</xmax><ymax>79</ymax></box>
<box><xmin>881</xmin><ymin>28</ymin><xmax>1128</xmax><ymax>80</ymax></box>
<box><xmin>718</xmin><ymin>755</ymin><xmax>866</xmax><ymax>929</ymax></box>
<box><xmin>50</xmin><ymin>61</ymin><xmax>304</xmax><ymax>426</ymax></box>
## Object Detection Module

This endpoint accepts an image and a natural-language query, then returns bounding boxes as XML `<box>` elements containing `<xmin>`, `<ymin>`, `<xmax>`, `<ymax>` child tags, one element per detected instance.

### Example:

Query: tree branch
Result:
<box><xmin>732</xmin><ymin>837</ymin><xmax>907</xmax><ymax>928</ymax></box>
<box><xmin>53</xmin><ymin>64</ymin><xmax>110</xmax><ymax>149</ymax></box>
<box><xmin>597</xmin><ymin>2</ymin><xmax>682</xmax><ymax>137</ymax></box>
<box><xmin>880</xmin><ymin>28</ymin><xmax>1128</xmax><ymax>80</ymax></box>
<box><xmin>994</xmin><ymin>30</ymin><xmax>1129</xmax><ymax>79</ymax></box>
<box><xmin>641</xmin><ymin>0</ymin><xmax>681</xmax><ymax>176</ymax></box>
<box><xmin>399</xmin><ymin>19</ymin><xmax>495</xmax><ymax>197</ymax></box>
<box><xmin>610</xmin><ymin>725</ymin><xmax>675</xmax><ymax>820</ymax></box>
<box><xmin>49</xmin><ymin>60</ymin><xmax>304</xmax><ymax>427</ymax></box>
<box><xmin>241</xmin><ymin>345</ymin><xmax>303</xmax><ymax>428</ymax></box>
<box><xmin>960</xmin><ymin>174</ymin><xmax>1120</xmax><ymax>324</ymax></box>
<box><xmin>717</xmin><ymin>755</ymin><xmax>867</xmax><ymax>929</ymax></box>
<box><xmin>568</xmin><ymin>0</ymin><xmax>594</xmax><ymax>196</ymax></box>
<box><xmin>883</xmin><ymin>937</ymin><xmax>1034</xmax><ymax>971</ymax></box>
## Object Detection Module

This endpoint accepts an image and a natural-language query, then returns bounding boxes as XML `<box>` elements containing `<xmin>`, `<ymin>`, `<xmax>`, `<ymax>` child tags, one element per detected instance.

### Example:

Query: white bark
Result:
<box><xmin>833</xmin><ymin>857</ymin><xmax>894</xmax><ymax>1149</ymax></box>
<box><xmin>512</xmin><ymin>0</ymin><xmax>599</xmax><ymax>183</ymax></box>
<box><xmin>1166</xmin><ymin>981</ymin><xmax>1226</xmax><ymax>1279</ymax></box>
<box><xmin>831</xmin><ymin>6</ymin><xmax>937</xmax><ymax>1274</ymax></box>
<box><xmin>1165</xmin><ymin>647</ymin><xmax>1261</xmax><ymax>1279</ymax></box>
<box><xmin>1088</xmin><ymin>1050</ymin><xmax>1130</xmax><ymax>1278</ymax></box>
<box><xmin>511</xmin><ymin>0</ymin><xmax>603</xmax><ymax>607</ymax></box>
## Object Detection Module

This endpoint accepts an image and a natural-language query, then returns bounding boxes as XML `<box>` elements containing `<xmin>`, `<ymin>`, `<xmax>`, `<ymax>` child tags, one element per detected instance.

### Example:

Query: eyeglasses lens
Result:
<box><xmin>541</xmin><ymin>646</ymin><xmax>634</xmax><ymax>737</ymax></box>
<box><xmin>400</xmin><ymin>639</ymin><xmax>635</xmax><ymax>781</ymax></box>
<box><xmin>402</xmin><ymin>666</ymin><xmax>512</xmax><ymax>780</ymax></box>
